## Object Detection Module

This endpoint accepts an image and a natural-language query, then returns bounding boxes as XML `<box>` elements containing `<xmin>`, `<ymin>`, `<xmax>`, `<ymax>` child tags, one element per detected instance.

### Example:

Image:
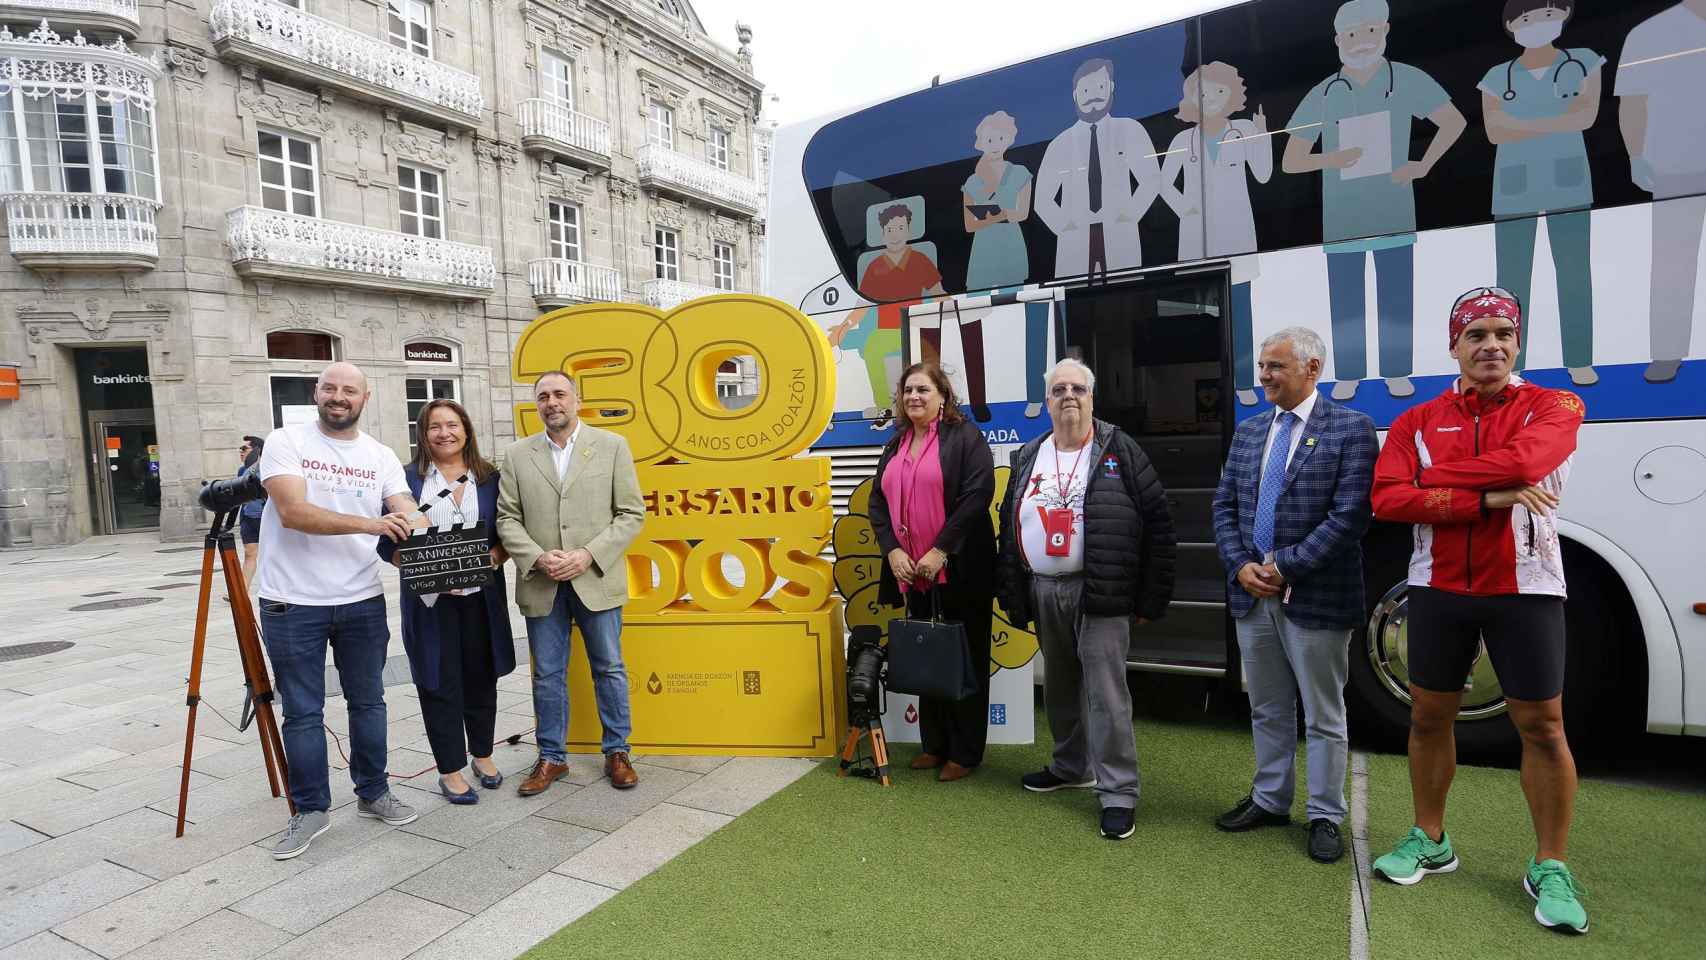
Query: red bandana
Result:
<box><xmin>1448</xmin><ymin>291</ymin><xmax>1522</xmax><ymax>349</ymax></box>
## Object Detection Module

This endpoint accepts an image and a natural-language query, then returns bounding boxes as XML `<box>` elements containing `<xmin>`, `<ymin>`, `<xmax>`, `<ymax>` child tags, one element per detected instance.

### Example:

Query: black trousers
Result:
<box><xmin>905</xmin><ymin>580</ymin><xmax>994</xmax><ymax>768</ymax></box>
<box><xmin>417</xmin><ymin>593</ymin><xmax>499</xmax><ymax>774</ymax></box>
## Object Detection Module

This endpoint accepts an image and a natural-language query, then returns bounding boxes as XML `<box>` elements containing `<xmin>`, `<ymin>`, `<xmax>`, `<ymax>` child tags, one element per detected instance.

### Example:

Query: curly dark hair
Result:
<box><xmin>890</xmin><ymin>362</ymin><xmax>966</xmax><ymax>435</ymax></box>
<box><xmin>876</xmin><ymin>203</ymin><xmax>914</xmax><ymax>229</ymax></box>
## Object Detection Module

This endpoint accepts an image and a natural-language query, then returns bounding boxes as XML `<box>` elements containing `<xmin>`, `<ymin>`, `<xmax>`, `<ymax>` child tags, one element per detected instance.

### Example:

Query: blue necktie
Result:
<box><xmin>1253</xmin><ymin>411</ymin><xmax>1296</xmax><ymax>558</ymax></box>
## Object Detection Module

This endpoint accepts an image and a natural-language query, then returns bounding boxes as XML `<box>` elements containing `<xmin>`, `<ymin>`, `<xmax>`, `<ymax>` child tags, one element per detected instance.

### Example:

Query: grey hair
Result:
<box><xmin>1260</xmin><ymin>327</ymin><xmax>1326</xmax><ymax>368</ymax></box>
<box><xmin>1043</xmin><ymin>357</ymin><xmax>1096</xmax><ymax>395</ymax></box>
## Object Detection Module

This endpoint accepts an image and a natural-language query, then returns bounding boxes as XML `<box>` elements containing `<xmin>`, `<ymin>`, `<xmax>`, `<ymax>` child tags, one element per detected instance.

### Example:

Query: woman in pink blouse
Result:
<box><xmin>867</xmin><ymin>363</ymin><xmax>997</xmax><ymax>781</ymax></box>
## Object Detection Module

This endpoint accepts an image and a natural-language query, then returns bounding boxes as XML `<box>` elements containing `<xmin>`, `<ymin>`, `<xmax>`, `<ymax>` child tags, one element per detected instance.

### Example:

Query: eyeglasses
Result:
<box><xmin>1049</xmin><ymin>383</ymin><xmax>1090</xmax><ymax>398</ymax></box>
<box><xmin>1451</xmin><ymin>286</ymin><xmax>1519</xmax><ymax>309</ymax></box>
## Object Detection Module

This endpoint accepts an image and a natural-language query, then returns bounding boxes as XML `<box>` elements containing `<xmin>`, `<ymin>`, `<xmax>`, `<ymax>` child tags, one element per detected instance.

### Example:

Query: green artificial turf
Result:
<box><xmin>526</xmin><ymin>711</ymin><xmax>1351</xmax><ymax>960</ymax></box>
<box><xmin>1364</xmin><ymin>752</ymin><xmax>1706</xmax><ymax>959</ymax></box>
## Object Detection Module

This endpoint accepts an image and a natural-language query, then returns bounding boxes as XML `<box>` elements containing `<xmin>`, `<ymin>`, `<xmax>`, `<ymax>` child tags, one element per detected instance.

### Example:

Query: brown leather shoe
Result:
<box><xmin>909</xmin><ymin>753</ymin><xmax>943</xmax><ymax>770</ymax></box>
<box><xmin>938</xmin><ymin>761</ymin><xmax>974</xmax><ymax>782</ymax></box>
<box><xmin>604</xmin><ymin>751</ymin><xmax>639</xmax><ymax>789</ymax></box>
<box><xmin>516</xmin><ymin>758</ymin><xmax>569</xmax><ymax>796</ymax></box>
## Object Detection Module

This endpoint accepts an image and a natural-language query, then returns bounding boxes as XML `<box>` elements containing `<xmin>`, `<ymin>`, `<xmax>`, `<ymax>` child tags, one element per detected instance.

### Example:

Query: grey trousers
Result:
<box><xmin>1234</xmin><ymin>596</ymin><xmax>1351</xmax><ymax>823</ymax></box>
<box><xmin>1651</xmin><ymin>175</ymin><xmax>1706</xmax><ymax>363</ymax></box>
<box><xmin>1032</xmin><ymin>574</ymin><xmax>1140</xmax><ymax>809</ymax></box>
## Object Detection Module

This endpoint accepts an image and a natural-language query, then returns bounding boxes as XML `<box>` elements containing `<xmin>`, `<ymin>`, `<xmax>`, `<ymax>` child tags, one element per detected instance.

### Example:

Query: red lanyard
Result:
<box><xmin>1053</xmin><ymin>430</ymin><xmax>1092</xmax><ymax>497</ymax></box>
<box><xmin>896</xmin><ymin>426</ymin><xmax>939</xmax><ymax>539</ymax></box>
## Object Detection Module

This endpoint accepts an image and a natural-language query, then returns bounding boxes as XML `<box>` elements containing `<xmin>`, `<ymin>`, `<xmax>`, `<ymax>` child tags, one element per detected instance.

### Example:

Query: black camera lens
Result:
<box><xmin>199</xmin><ymin>471</ymin><xmax>266</xmax><ymax>513</ymax></box>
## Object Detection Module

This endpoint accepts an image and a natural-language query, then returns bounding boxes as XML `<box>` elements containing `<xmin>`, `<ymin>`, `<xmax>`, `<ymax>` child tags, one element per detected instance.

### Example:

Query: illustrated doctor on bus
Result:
<box><xmin>1282</xmin><ymin>0</ymin><xmax>1467</xmax><ymax>401</ymax></box>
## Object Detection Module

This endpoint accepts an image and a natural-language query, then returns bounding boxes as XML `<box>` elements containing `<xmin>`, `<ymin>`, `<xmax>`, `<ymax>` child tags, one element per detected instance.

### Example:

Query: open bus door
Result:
<box><xmin>1059</xmin><ymin>269</ymin><xmax>1236</xmax><ymax>681</ymax></box>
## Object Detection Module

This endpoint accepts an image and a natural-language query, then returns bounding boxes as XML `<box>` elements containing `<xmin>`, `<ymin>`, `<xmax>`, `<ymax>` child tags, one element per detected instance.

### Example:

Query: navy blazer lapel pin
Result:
<box><xmin>1305</xmin><ymin>437</ymin><xmax>1317</xmax><ymax>447</ymax></box>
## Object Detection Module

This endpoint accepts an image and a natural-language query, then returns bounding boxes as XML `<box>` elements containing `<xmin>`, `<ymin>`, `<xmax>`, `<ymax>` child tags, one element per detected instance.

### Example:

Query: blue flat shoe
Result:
<box><xmin>473</xmin><ymin>764</ymin><xmax>503</xmax><ymax>790</ymax></box>
<box><xmin>439</xmin><ymin>777</ymin><xmax>479</xmax><ymax>805</ymax></box>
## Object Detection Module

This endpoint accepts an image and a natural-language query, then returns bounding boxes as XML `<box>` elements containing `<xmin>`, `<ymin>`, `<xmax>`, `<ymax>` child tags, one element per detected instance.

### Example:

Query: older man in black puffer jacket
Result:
<box><xmin>996</xmin><ymin>358</ymin><xmax>1176</xmax><ymax>841</ymax></box>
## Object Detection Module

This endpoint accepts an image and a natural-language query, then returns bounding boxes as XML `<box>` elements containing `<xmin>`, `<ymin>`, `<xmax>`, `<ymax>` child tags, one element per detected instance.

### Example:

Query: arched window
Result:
<box><xmin>0</xmin><ymin>24</ymin><xmax>159</xmax><ymax>201</ymax></box>
<box><xmin>653</xmin><ymin>0</ymin><xmax>685</xmax><ymax>18</ymax></box>
<box><xmin>266</xmin><ymin>331</ymin><xmax>337</xmax><ymax>361</ymax></box>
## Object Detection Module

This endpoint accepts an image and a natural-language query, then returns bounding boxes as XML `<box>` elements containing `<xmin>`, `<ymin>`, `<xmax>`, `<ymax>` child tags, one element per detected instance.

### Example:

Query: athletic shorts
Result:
<box><xmin>1405</xmin><ymin>586</ymin><xmax>1565</xmax><ymax>702</ymax></box>
<box><xmin>239</xmin><ymin>514</ymin><xmax>262</xmax><ymax>546</ymax></box>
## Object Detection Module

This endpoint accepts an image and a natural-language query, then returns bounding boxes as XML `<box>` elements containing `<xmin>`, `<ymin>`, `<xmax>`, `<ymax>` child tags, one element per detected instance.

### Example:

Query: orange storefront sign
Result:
<box><xmin>0</xmin><ymin>368</ymin><xmax>18</xmax><ymax>402</ymax></box>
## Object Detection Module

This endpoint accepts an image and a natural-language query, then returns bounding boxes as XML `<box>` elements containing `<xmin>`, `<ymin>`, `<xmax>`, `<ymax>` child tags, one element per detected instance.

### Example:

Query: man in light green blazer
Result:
<box><xmin>497</xmin><ymin>372</ymin><xmax>646</xmax><ymax>796</ymax></box>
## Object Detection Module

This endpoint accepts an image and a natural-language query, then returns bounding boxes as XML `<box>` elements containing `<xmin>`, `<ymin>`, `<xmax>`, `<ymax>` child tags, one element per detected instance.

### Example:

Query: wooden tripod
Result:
<box><xmin>175</xmin><ymin>510</ymin><xmax>292</xmax><ymax>837</ymax></box>
<box><xmin>837</xmin><ymin>717</ymin><xmax>892</xmax><ymax>787</ymax></box>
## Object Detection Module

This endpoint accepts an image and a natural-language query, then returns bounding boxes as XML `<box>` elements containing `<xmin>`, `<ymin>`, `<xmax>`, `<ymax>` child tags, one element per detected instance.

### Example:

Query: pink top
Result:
<box><xmin>881</xmin><ymin>419</ymin><xmax>947</xmax><ymax>593</ymax></box>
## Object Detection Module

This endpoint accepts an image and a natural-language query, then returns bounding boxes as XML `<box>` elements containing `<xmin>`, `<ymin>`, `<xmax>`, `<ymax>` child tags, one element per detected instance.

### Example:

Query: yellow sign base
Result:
<box><xmin>557</xmin><ymin>601</ymin><xmax>847</xmax><ymax>757</ymax></box>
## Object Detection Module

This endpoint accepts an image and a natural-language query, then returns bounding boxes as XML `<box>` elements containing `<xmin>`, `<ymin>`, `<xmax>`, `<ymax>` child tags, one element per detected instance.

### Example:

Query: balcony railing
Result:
<box><xmin>226</xmin><ymin>205</ymin><xmax>494</xmax><ymax>300</ymax></box>
<box><xmin>517</xmin><ymin>99</ymin><xmax>611</xmax><ymax>170</ymax></box>
<box><xmin>642</xmin><ymin>278</ymin><xmax>725</xmax><ymax>311</ymax></box>
<box><xmin>528</xmin><ymin>258</ymin><xmax>622</xmax><ymax>308</ymax></box>
<box><xmin>636</xmin><ymin>143</ymin><xmax>759</xmax><ymax>217</ymax></box>
<box><xmin>208</xmin><ymin>0</ymin><xmax>484</xmax><ymax>129</ymax></box>
<box><xmin>3</xmin><ymin>192</ymin><xmax>161</xmax><ymax>269</ymax></box>
<box><xmin>7</xmin><ymin>0</ymin><xmax>140</xmax><ymax>35</ymax></box>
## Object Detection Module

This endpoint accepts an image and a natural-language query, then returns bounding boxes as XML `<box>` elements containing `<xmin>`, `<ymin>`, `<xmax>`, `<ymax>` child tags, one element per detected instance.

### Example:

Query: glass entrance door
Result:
<box><xmin>1061</xmin><ymin>271</ymin><xmax>1233</xmax><ymax>675</ymax></box>
<box><xmin>88</xmin><ymin>412</ymin><xmax>159</xmax><ymax>532</ymax></box>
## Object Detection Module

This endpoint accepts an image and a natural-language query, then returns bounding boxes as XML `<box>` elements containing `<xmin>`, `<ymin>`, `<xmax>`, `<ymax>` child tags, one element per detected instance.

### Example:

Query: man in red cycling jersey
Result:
<box><xmin>1368</xmin><ymin>287</ymin><xmax>1589</xmax><ymax>934</ymax></box>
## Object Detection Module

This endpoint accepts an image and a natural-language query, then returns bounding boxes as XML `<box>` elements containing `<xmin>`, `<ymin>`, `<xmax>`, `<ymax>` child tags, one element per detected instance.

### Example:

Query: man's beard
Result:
<box><xmin>319</xmin><ymin>401</ymin><xmax>360</xmax><ymax>430</ymax></box>
<box><xmin>1077</xmin><ymin>99</ymin><xmax>1112</xmax><ymax>123</ymax></box>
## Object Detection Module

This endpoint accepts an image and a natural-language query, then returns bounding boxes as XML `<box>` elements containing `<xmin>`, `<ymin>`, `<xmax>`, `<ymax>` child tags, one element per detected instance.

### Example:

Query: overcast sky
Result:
<box><xmin>689</xmin><ymin>0</ymin><xmax>1238</xmax><ymax>127</ymax></box>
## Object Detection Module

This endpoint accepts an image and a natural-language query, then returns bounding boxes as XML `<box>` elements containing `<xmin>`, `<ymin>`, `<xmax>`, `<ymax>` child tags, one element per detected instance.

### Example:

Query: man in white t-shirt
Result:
<box><xmin>255</xmin><ymin>361</ymin><xmax>420</xmax><ymax>860</ymax></box>
<box><xmin>1616</xmin><ymin>0</ymin><xmax>1706</xmax><ymax>383</ymax></box>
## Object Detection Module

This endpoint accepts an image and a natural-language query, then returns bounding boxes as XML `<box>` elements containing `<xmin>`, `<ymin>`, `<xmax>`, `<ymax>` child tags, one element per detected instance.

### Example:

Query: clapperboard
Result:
<box><xmin>397</xmin><ymin>519</ymin><xmax>494</xmax><ymax>597</ymax></box>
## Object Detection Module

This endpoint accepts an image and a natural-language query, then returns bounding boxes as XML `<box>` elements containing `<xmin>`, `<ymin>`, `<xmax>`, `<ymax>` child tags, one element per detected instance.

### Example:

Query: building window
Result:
<box><xmin>397</xmin><ymin>164</ymin><xmax>444</xmax><ymax>239</ymax></box>
<box><xmin>653</xmin><ymin>0</ymin><xmax>685</xmax><ymax>17</ymax></box>
<box><xmin>270</xmin><ymin>376</ymin><xmax>319</xmax><ymax>429</ymax></box>
<box><xmin>707</xmin><ymin>127</ymin><xmax>730</xmax><ymax>171</ymax></box>
<box><xmin>0</xmin><ymin>90</ymin><xmax>158</xmax><ymax>200</ymax></box>
<box><xmin>653</xmin><ymin>227</ymin><xmax>679</xmax><ymax>281</ymax></box>
<box><xmin>548</xmin><ymin>201</ymin><xmax>581</xmax><ymax>261</ymax></box>
<box><xmin>276</xmin><ymin>0</ymin><xmax>302</xmax><ymax>7</ymax></box>
<box><xmin>647</xmin><ymin>102</ymin><xmax>674</xmax><ymax>149</ymax></box>
<box><xmin>713</xmin><ymin>241</ymin><xmax>736</xmax><ymax>290</ymax></box>
<box><xmin>542</xmin><ymin>51</ymin><xmax>575</xmax><ymax>110</ymax></box>
<box><xmin>386</xmin><ymin>0</ymin><xmax>433</xmax><ymax>58</ymax></box>
<box><xmin>266</xmin><ymin>331</ymin><xmax>337</xmax><ymax>361</ymax></box>
<box><xmin>258</xmin><ymin>130</ymin><xmax>319</xmax><ymax>218</ymax></box>
<box><xmin>405</xmin><ymin>377</ymin><xmax>459</xmax><ymax>456</ymax></box>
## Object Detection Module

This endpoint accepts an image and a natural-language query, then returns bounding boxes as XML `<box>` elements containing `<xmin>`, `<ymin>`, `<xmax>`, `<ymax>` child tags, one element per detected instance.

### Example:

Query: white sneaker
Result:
<box><xmin>1385</xmin><ymin>376</ymin><xmax>1415</xmax><ymax>398</ymax></box>
<box><xmin>1331</xmin><ymin>380</ymin><xmax>1359</xmax><ymax>401</ymax></box>
<box><xmin>1567</xmin><ymin>366</ymin><xmax>1599</xmax><ymax>386</ymax></box>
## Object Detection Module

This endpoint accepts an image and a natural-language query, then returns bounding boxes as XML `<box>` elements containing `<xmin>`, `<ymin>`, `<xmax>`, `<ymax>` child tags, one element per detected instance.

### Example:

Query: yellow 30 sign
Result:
<box><xmin>512</xmin><ymin>295</ymin><xmax>846</xmax><ymax>756</ymax></box>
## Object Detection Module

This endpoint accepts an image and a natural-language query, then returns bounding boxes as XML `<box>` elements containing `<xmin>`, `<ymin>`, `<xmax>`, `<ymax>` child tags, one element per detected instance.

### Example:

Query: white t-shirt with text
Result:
<box><xmin>255</xmin><ymin>422</ymin><xmax>409</xmax><ymax>606</ymax></box>
<box><xmin>1017</xmin><ymin>436</ymin><xmax>1091</xmax><ymax>576</ymax></box>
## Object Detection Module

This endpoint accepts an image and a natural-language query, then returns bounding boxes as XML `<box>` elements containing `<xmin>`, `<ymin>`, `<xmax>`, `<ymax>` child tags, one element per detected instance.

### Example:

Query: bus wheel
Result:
<box><xmin>1347</xmin><ymin>578</ymin><xmax>1521</xmax><ymax>760</ymax></box>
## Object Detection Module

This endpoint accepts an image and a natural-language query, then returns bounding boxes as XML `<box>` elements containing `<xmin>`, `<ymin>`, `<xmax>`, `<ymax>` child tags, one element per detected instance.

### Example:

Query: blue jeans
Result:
<box><xmin>258</xmin><ymin>595</ymin><xmax>390</xmax><ymax>813</ymax></box>
<box><xmin>525</xmin><ymin>583</ymin><xmax>631</xmax><ymax>762</ymax></box>
<box><xmin>1326</xmin><ymin>245</ymin><xmax>1414</xmax><ymax>381</ymax></box>
<box><xmin>1494</xmin><ymin>212</ymin><xmax>1594</xmax><ymax>370</ymax></box>
<box><xmin>1024</xmin><ymin>300</ymin><xmax>1051</xmax><ymax>404</ymax></box>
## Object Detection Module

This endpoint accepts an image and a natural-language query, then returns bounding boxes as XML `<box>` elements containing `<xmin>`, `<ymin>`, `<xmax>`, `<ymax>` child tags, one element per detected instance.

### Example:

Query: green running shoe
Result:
<box><xmin>1524</xmin><ymin>858</ymin><xmax>1589</xmax><ymax>934</ymax></box>
<box><xmin>1371</xmin><ymin>826</ymin><xmax>1459</xmax><ymax>885</ymax></box>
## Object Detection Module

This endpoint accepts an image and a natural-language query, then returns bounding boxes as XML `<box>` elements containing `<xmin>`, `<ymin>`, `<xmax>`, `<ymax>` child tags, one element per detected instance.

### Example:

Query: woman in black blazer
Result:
<box><xmin>378</xmin><ymin>399</ymin><xmax>516</xmax><ymax>804</ymax></box>
<box><xmin>867</xmin><ymin>362</ymin><xmax>997</xmax><ymax>781</ymax></box>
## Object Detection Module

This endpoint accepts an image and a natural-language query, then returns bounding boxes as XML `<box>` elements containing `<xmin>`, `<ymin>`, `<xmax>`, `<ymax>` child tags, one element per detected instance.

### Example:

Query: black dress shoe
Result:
<box><xmin>1215</xmin><ymin>795</ymin><xmax>1292</xmax><ymax>832</ymax></box>
<box><xmin>1308</xmin><ymin>819</ymin><xmax>1344</xmax><ymax>863</ymax></box>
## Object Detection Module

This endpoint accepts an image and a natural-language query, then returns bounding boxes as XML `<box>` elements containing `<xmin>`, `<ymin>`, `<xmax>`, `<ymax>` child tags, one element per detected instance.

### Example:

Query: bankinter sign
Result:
<box><xmin>512</xmin><ymin>295</ymin><xmax>846</xmax><ymax>756</ymax></box>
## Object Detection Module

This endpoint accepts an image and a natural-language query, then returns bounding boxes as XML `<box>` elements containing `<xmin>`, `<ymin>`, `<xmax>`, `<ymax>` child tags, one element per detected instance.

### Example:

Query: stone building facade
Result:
<box><xmin>0</xmin><ymin>0</ymin><xmax>765</xmax><ymax>546</ymax></box>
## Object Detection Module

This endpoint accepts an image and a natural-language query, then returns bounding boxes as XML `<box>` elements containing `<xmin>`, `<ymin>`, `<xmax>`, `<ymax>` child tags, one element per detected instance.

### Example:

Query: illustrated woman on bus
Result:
<box><xmin>1159</xmin><ymin>61</ymin><xmax>1273</xmax><ymax>407</ymax></box>
<box><xmin>962</xmin><ymin>110</ymin><xmax>1033</xmax><ymax>290</ymax></box>
<box><xmin>1281</xmin><ymin>0</ymin><xmax>1466</xmax><ymax>401</ymax></box>
<box><xmin>1479</xmin><ymin>0</ymin><xmax>1602</xmax><ymax>387</ymax></box>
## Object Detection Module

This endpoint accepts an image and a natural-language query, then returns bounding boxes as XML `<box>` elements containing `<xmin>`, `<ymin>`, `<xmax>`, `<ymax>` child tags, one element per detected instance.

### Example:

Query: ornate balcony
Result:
<box><xmin>208</xmin><ymin>0</ymin><xmax>484</xmax><ymax>130</ymax></box>
<box><xmin>3</xmin><ymin>192</ymin><xmax>161</xmax><ymax>270</ymax></box>
<box><xmin>642</xmin><ymin>278</ymin><xmax>725</xmax><ymax>311</ymax></box>
<box><xmin>225</xmin><ymin>205</ymin><xmax>494</xmax><ymax>300</ymax></box>
<box><xmin>528</xmin><ymin>258</ymin><xmax>622</xmax><ymax>309</ymax></box>
<box><xmin>5</xmin><ymin>0</ymin><xmax>139</xmax><ymax>37</ymax></box>
<box><xmin>636</xmin><ymin>143</ymin><xmax>758</xmax><ymax>217</ymax></box>
<box><xmin>517</xmin><ymin>99</ymin><xmax>611</xmax><ymax>171</ymax></box>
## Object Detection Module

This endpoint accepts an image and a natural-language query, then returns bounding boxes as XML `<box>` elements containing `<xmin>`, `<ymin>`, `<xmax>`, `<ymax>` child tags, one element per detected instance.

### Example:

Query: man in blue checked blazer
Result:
<box><xmin>1211</xmin><ymin>326</ymin><xmax>1378</xmax><ymax>865</ymax></box>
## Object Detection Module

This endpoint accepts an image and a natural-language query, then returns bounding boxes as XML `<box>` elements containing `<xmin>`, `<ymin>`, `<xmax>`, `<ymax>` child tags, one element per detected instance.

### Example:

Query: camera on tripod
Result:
<box><xmin>199</xmin><ymin>470</ymin><xmax>266</xmax><ymax>514</ymax></box>
<box><xmin>845</xmin><ymin>625</ymin><xmax>886</xmax><ymax>723</ymax></box>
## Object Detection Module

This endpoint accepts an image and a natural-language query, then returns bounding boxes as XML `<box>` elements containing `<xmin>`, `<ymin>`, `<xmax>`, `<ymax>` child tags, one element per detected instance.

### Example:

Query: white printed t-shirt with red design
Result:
<box><xmin>255</xmin><ymin>421</ymin><xmax>409</xmax><ymax>605</ymax></box>
<box><xmin>1017</xmin><ymin>436</ymin><xmax>1091</xmax><ymax>576</ymax></box>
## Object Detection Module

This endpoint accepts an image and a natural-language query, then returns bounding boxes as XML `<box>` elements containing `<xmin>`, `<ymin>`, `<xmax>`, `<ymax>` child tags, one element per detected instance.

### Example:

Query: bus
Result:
<box><xmin>766</xmin><ymin>0</ymin><xmax>1706</xmax><ymax>754</ymax></box>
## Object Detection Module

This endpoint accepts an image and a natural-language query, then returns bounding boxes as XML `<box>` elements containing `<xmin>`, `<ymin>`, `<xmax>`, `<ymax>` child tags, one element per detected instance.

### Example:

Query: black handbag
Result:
<box><xmin>886</xmin><ymin>590</ymin><xmax>978</xmax><ymax>701</ymax></box>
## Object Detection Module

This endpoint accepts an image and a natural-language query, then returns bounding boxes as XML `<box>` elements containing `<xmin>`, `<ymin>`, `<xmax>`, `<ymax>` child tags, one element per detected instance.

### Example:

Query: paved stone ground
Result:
<box><xmin>0</xmin><ymin>534</ymin><xmax>817</xmax><ymax>960</ymax></box>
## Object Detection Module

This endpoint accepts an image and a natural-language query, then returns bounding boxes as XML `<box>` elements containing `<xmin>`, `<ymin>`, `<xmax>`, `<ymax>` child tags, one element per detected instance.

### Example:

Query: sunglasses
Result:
<box><xmin>1451</xmin><ymin>286</ymin><xmax>1519</xmax><ymax>309</ymax></box>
